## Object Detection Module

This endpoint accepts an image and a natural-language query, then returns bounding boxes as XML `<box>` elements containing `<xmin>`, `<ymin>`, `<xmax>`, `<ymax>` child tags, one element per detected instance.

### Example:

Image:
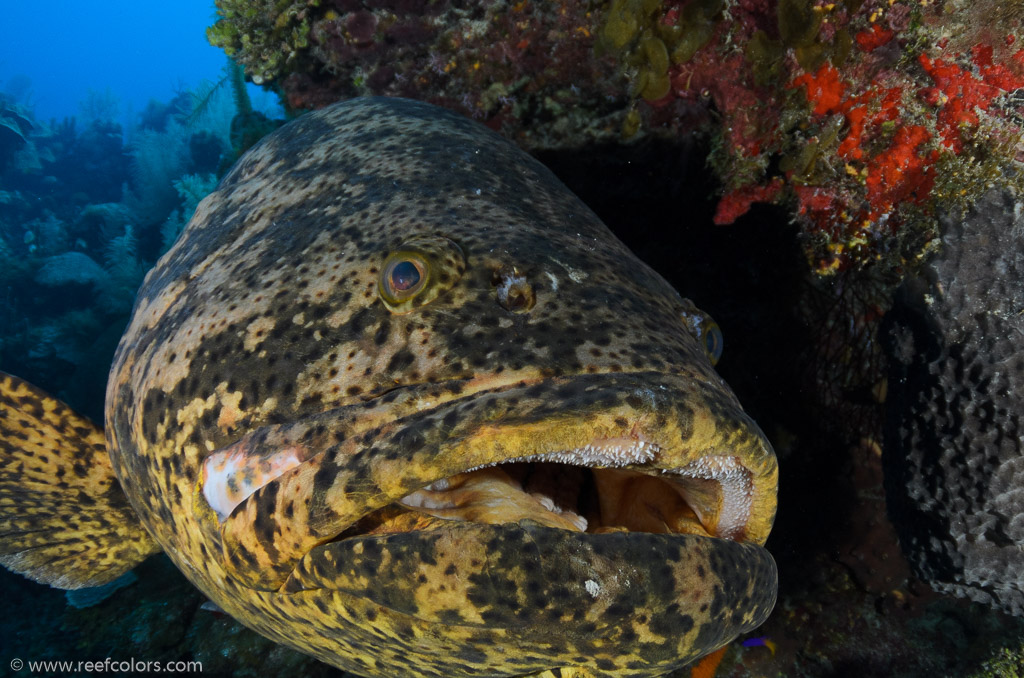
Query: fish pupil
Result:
<box><xmin>391</xmin><ymin>261</ymin><xmax>421</xmax><ymax>291</ymax></box>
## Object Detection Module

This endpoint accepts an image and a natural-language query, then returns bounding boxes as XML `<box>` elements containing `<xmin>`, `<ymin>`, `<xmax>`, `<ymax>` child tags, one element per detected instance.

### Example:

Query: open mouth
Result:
<box><xmin>199</xmin><ymin>371</ymin><xmax>778</xmax><ymax>672</ymax></box>
<box><xmin>203</xmin><ymin>433</ymin><xmax>759</xmax><ymax>558</ymax></box>
<box><xmin>344</xmin><ymin>450</ymin><xmax>754</xmax><ymax>543</ymax></box>
<box><xmin>202</xmin><ymin>371</ymin><xmax>777</xmax><ymax>604</ymax></box>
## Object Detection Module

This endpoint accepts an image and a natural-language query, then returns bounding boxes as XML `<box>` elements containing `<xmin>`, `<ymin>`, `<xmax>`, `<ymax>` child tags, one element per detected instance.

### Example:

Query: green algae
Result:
<box><xmin>968</xmin><ymin>645</ymin><xmax>1024</xmax><ymax>678</ymax></box>
<box><xmin>745</xmin><ymin>30</ymin><xmax>787</xmax><ymax>86</ymax></box>
<box><xmin>635</xmin><ymin>35</ymin><xmax>671</xmax><ymax>99</ymax></box>
<box><xmin>744</xmin><ymin>0</ymin><xmax>851</xmax><ymax>83</ymax></box>
<box><xmin>621</xmin><ymin>107</ymin><xmax>642</xmax><ymax>138</ymax></box>
<box><xmin>599</xmin><ymin>0</ymin><xmax>724</xmax><ymax>107</ymax></box>
<box><xmin>778</xmin><ymin>0</ymin><xmax>822</xmax><ymax>48</ymax></box>
<box><xmin>601</xmin><ymin>4</ymin><xmax>642</xmax><ymax>51</ymax></box>
<box><xmin>669</xmin><ymin>0</ymin><xmax>722</xmax><ymax>65</ymax></box>
<box><xmin>782</xmin><ymin>114</ymin><xmax>846</xmax><ymax>185</ymax></box>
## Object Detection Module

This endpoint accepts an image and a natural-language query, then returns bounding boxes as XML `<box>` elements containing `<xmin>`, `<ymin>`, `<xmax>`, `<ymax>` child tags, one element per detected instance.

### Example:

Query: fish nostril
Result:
<box><xmin>506</xmin><ymin>290</ymin><xmax>529</xmax><ymax>311</ymax></box>
<box><xmin>494</xmin><ymin>265</ymin><xmax>536</xmax><ymax>313</ymax></box>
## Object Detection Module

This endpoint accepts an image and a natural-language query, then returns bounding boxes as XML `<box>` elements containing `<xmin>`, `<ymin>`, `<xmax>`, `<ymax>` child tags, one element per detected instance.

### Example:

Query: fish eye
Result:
<box><xmin>378</xmin><ymin>235</ymin><xmax>465</xmax><ymax>314</ymax></box>
<box><xmin>385</xmin><ymin>257</ymin><xmax>426</xmax><ymax>296</ymax></box>
<box><xmin>703</xmin><ymin>321</ymin><xmax>723</xmax><ymax>365</ymax></box>
<box><xmin>380</xmin><ymin>253</ymin><xmax>429</xmax><ymax>307</ymax></box>
<box><xmin>680</xmin><ymin>305</ymin><xmax>723</xmax><ymax>366</ymax></box>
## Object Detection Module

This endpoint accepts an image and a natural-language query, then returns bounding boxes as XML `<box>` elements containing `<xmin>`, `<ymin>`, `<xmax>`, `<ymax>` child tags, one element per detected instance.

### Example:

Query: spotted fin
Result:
<box><xmin>0</xmin><ymin>372</ymin><xmax>159</xmax><ymax>589</ymax></box>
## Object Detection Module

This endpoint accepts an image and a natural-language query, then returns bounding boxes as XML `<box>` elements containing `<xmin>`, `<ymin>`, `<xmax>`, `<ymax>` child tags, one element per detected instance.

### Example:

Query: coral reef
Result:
<box><xmin>0</xmin><ymin>80</ymin><xmax>277</xmax><ymax>420</ymax></box>
<box><xmin>883</xmin><ymin>188</ymin><xmax>1024</xmax><ymax>616</ymax></box>
<box><xmin>208</xmin><ymin>0</ymin><xmax>622</xmax><ymax>146</ymax></box>
<box><xmin>0</xmin><ymin>98</ymin><xmax>34</xmax><ymax>171</ymax></box>
<box><xmin>34</xmin><ymin>252</ymin><xmax>109</xmax><ymax>288</ymax></box>
<box><xmin>969</xmin><ymin>644</ymin><xmax>1024</xmax><ymax>678</ymax></box>
<box><xmin>124</xmin><ymin>120</ymin><xmax>193</xmax><ymax>229</ymax></box>
<box><xmin>207</xmin><ymin>0</ymin><xmax>320</xmax><ymax>87</ymax></box>
<box><xmin>208</xmin><ymin>0</ymin><xmax>1024</xmax><ymax>279</ymax></box>
<box><xmin>598</xmin><ymin>0</ymin><xmax>1024</xmax><ymax>277</ymax></box>
<box><xmin>160</xmin><ymin>174</ymin><xmax>218</xmax><ymax>251</ymax></box>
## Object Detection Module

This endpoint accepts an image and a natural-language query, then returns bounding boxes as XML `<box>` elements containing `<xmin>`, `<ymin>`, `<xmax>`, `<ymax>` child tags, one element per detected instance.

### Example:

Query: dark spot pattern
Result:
<box><xmin>84</xmin><ymin>98</ymin><xmax>779</xmax><ymax>678</ymax></box>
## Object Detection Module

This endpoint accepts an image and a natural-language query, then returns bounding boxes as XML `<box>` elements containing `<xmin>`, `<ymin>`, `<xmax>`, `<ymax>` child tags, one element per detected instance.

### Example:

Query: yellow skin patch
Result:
<box><xmin>0</xmin><ymin>373</ymin><xmax>159</xmax><ymax>589</ymax></box>
<box><xmin>0</xmin><ymin>98</ymin><xmax>778</xmax><ymax>677</ymax></box>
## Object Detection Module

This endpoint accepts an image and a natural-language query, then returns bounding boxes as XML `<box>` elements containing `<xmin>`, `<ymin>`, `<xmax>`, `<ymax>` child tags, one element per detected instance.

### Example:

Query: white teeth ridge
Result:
<box><xmin>663</xmin><ymin>455</ymin><xmax>753</xmax><ymax>540</ymax></box>
<box><xmin>459</xmin><ymin>439</ymin><xmax>661</xmax><ymax>476</ymax></box>
<box><xmin>518</xmin><ymin>440</ymin><xmax>659</xmax><ymax>468</ymax></box>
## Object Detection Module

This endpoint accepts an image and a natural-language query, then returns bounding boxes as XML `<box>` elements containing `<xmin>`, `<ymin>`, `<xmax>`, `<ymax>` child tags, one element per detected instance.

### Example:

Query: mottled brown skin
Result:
<box><xmin>1</xmin><ymin>98</ymin><xmax>777</xmax><ymax>677</ymax></box>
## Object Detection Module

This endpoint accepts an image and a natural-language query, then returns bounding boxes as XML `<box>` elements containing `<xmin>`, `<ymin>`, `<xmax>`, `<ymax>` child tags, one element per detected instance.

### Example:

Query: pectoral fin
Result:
<box><xmin>0</xmin><ymin>371</ymin><xmax>159</xmax><ymax>589</ymax></box>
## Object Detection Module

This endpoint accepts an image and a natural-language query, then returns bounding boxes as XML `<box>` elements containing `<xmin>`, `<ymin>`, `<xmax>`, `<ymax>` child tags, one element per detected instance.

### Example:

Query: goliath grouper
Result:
<box><xmin>0</xmin><ymin>97</ymin><xmax>777</xmax><ymax>677</ymax></box>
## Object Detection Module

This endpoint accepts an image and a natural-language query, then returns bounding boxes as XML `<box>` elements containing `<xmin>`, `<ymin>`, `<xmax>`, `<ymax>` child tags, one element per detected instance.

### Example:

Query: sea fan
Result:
<box><xmin>187</xmin><ymin>77</ymin><xmax>234</xmax><ymax>150</ymax></box>
<box><xmin>159</xmin><ymin>173</ymin><xmax>217</xmax><ymax>252</ymax></box>
<box><xmin>97</xmin><ymin>225</ymin><xmax>147</xmax><ymax>314</ymax></box>
<box><xmin>124</xmin><ymin>120</ymin><xmax>190</xmax><ymax>228</ymax></box>
<box><xmin>78</xmin><ymin>87</ymin><xmax>120</xmax><ymax>125</ymax></box>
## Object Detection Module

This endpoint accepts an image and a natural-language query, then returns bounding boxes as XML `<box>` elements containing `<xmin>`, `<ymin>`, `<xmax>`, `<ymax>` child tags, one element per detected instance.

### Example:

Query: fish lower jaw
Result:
<box><xmin>389</xmin><ymin>448</ymin><xmax>754</xmax><ymax>543</ymax></box>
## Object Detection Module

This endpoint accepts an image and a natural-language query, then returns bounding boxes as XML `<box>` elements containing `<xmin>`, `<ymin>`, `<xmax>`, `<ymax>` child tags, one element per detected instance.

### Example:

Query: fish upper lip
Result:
<box><xmin>203</xmin><ymin>370</ymin><xmax>777</xmax><ymax>590</ymax></box>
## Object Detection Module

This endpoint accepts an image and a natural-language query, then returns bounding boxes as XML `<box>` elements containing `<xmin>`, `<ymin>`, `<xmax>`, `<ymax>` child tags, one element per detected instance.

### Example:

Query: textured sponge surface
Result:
<box><xmin>883</xmin><ymin>188</ymin><xmax>1024</xmax><ymax>615</ymax></box>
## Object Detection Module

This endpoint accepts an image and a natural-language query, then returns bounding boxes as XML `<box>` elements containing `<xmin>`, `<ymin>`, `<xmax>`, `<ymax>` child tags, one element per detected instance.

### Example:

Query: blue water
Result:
<box><xmin>0</xmin><ymin>0</ymin><xmax>276</xmax><ymax>124</ymax></box>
